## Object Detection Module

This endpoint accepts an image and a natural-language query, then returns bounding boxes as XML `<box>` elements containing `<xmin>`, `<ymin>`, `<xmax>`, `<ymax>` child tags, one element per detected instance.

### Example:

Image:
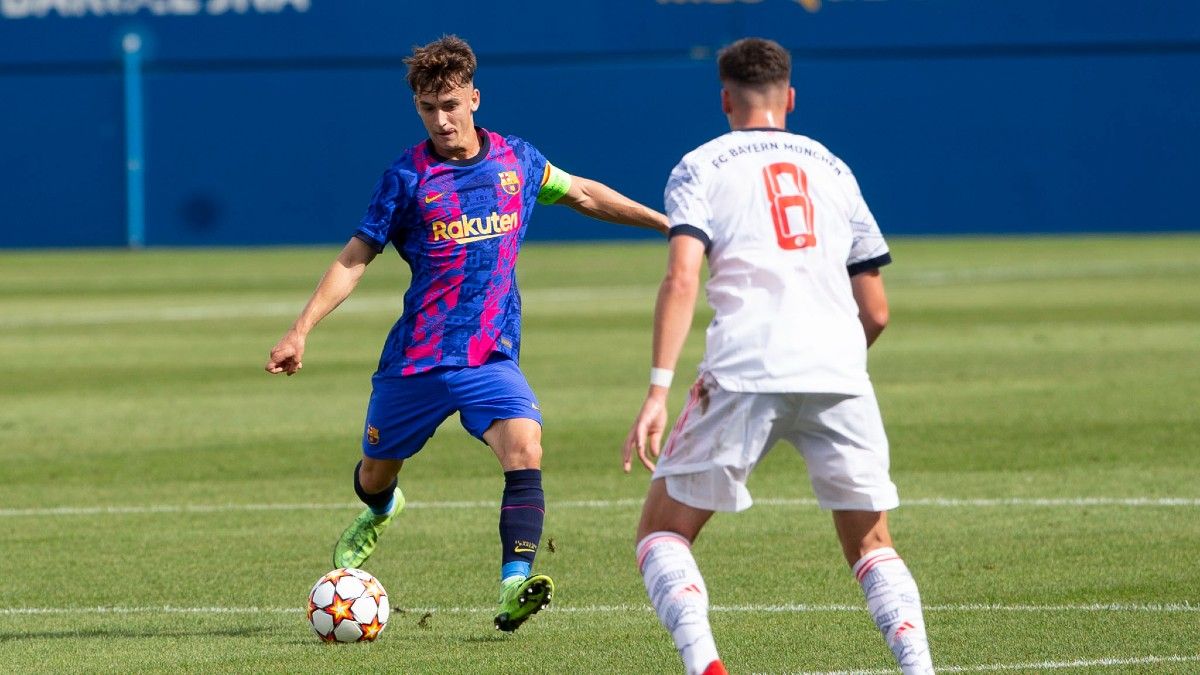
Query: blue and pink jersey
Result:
<box><xmin>355</xmin><ymin>128</ymin><xmax>550</xmax><ymax>377</ymax></box>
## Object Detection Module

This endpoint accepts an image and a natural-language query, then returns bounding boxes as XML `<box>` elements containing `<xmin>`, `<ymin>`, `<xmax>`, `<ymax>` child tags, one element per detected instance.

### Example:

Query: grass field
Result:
<box><xmin>2</xmin><ymin>235</ymin><xmax>1199</xmax><ymax>673</ymax></box>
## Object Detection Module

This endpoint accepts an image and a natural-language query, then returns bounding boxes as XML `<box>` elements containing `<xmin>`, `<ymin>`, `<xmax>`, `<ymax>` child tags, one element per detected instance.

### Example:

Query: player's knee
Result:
<box><xmin>505</xmin><ymin>440</ymin><xmax>542</xmax><ymax>469</ymax></box>
<box><xmin>358</xmin><ymin>461</ymin><xmax>398</xmax><ymax>494</ymax></box>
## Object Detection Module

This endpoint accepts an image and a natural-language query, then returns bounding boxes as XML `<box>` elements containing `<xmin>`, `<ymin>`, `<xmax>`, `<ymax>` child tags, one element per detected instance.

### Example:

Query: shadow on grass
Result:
<box><xmin>0</xmin><ymin>625</ymin><xmax>275</xmax><ymax>642</ymax></box>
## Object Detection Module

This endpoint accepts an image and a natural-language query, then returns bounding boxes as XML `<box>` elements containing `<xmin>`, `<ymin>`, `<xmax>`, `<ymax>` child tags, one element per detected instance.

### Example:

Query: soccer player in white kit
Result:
<box><xmin>623</xmin><ymin>38</ymin><xmax>934</xmax><ymax>675</ymax></box>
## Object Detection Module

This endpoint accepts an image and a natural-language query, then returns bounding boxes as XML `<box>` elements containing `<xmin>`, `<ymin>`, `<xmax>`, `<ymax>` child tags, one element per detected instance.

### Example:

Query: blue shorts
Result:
<box><xmin>361</xmin><ymin>355</ymin><xmax>542</xmax><ymax>460</ymax></box>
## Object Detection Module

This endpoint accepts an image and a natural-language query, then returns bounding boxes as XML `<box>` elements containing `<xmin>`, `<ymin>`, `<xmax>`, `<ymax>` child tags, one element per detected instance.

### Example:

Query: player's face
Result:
<box><xmin>415</xmin><ymin>84</ymin><xmax>480</xmax><ymax>160</ymax></box>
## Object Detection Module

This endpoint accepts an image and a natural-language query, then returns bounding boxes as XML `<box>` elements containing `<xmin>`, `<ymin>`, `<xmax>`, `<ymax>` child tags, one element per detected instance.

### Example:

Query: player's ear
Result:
<box><xmin>720</xmin><ymin>88</ymin><xmax>732</xmax><ymax>115</ymax></box>
<box><xmin>471</xmin><ymin>88</ymin><xmax>480</xmax><ymax>112</ymax></box>
<box><xmin>786</xmin><ymin>86</ymin><xmax>796</xmax><ymax>113</ymax></box>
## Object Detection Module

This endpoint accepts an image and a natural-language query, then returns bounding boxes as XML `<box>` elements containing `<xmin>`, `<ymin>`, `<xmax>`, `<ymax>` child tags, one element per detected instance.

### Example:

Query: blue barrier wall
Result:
<box><xmin>2</xmin><ymin>0</ymin><xmax>1198</xmax><ymax>247</ymax></box>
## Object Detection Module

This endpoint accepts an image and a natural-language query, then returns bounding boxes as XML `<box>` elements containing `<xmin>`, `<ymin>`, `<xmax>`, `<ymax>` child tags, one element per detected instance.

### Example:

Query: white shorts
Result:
<box><xmin>653</xmin><ymin>373</ymin><xmax>899</xmax><ymax>513</ymax></box>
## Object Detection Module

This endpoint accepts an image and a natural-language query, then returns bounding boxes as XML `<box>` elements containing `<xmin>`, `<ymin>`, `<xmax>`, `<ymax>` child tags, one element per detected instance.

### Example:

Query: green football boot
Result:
<box><xmin>493</xmin><ymin>573</ymin><xmax>554</xmax><ymax>632</ymax></box>
<box><xmin>332</xmin><ymin>489</ymin><xmax>404</xmax><ymax>569</ymax></box>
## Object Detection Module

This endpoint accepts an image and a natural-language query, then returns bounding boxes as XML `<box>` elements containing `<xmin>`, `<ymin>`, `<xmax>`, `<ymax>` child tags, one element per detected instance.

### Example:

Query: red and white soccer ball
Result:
<box><xmin>307</xmin><ymin>568</ymin><xmax>390</xmax><ymax>643</ymax></box>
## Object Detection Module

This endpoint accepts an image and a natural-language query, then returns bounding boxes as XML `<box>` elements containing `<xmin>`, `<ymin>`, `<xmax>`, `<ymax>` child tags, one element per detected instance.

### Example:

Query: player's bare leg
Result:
<box><xmin>834</xmin><ymin>510</ymin><xmax>934</xmax><ymax>674</ymax></box>
<box><xmin>484</xmin><ymin>418</ymin><xmax>554</xmax><ymax>631</ymax></box>
<box><xmin>833</xmin><ymin>508</ymin><xmax>894</xmax><ymax>564</ymax></box>
<box><xmin>636</xmin><ymin>478</ymin><xmax>727</xmax><ymax>675</ymax></box>
<box><xmin>358</xmin><ymin>457</ymin><xmax>405</xmax><ymax>494</ymax></box>
<box><xmin>332</xmin><ymin>457</ymin><xmax>405</xmax><ymax>569</ymax></box>
<box><xmin>484</xmin><ymin>417</ymin><xmax>543</xmax><ymax>472</ymax></box>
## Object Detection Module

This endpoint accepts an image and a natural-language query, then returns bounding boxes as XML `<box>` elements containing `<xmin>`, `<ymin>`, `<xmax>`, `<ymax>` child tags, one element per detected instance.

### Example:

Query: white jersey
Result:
<box><xmin>665</xmin><ymin>129</ymin><xmax>890</xmax><ymax>394</ymax></box>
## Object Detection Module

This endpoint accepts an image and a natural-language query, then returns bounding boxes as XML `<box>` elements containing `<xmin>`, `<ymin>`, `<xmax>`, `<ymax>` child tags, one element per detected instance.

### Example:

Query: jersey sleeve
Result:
<box><xmin>664</xmin><ymin>158</ymin><xmax>712</xmax><ymax>251</ymax></box>
<box><xmin>355</xmin><ymin>168</ymin><xmax>408</xmax><ymax>252</ymax></box>
<box><xmin>842</xmin><ymin>169</ymin><xmax>891</xmax><ymax>276</ymax></box>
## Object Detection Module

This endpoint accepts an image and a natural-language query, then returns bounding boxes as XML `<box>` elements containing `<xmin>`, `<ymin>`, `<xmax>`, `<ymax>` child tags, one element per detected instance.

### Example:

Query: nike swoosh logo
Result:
<box><xmin>424</xmin><ymin>192</ymin><xmax>442</xmax><ymax>204</ymax></box>
<box><xmin>514</xmin><ymin>546</ymin><xmax>536</xmax><ymax>553</ymax></box>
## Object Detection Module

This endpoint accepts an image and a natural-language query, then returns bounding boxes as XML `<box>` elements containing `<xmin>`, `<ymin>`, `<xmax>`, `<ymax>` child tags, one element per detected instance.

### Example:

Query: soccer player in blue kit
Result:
<box><xmin>266</xmin><ymin>35</ymin><xmax>668</xmax><ymax>632</ymax></box>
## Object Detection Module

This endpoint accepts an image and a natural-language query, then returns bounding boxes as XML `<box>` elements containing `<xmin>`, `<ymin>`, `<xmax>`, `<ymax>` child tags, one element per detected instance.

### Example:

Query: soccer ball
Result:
<box><xmin>307</xmin><ymin>568</ymin><xmax>390</xmax><ymax>643</ymax></box>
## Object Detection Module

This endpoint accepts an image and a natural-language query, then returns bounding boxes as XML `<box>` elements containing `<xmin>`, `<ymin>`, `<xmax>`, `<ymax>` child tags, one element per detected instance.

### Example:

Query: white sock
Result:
<box><xmin>853</xmin><ymin>547</ymin><xmax>934</xmax><ymax>674</ymax></box>
<box><xmin>637</xmin><ymin>531</ymin><xmax>721</xmax><ymax>675</ymax></box>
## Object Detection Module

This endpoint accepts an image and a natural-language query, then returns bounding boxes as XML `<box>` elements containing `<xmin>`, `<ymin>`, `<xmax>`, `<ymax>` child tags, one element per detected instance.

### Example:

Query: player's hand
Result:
<box><xmin>623</xmin><ymin>389</ymin><xmax>668</xmax><ymax>473</ymax></box>
<box><xmin>265</xmin><ymin>330</ymin><xmax>306</xmax><ymax>376</ymax></box>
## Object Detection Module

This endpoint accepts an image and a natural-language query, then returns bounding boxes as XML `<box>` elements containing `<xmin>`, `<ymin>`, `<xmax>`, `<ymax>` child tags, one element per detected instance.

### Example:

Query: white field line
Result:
<box><xmin>799</xmin><ymin>654</ymin><xmax>1200</xmax><ymax>675</ymax></box>
<box><xmin>3</xmin><ymin>260</ymin><xmax>1194</xmax><ymax>329</ymax></box>
<box><xmin>0</xmin><ymin>296</ymin><xmax>389</xmax><ymax>328</ymax></box>
<box><xmin>1</xmin><ymin>606</ymin><xmax>1193</xmax><ymax>674</ymax></box>
<box><xmin>2</xmin><ymin>496</ymin><xmax>1197</xmax><ymax>518</ymax></box>
<box><xmin>1</xmin><ymin>602</ymin><xmax>1196</xmax><ymax>616</ymax></box>
<box><xmin>0</xmin><ymin>286</ymin><xmax>653</xmax><ymax>328</ymax></box>
<box><xmin>894</xmin><ymin>259</ymin><xmax>1197</xmax><ymax>285</ymax></box>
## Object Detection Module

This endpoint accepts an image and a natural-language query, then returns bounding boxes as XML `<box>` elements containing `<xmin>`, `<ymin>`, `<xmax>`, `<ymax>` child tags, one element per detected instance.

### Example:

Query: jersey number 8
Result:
<box><xmin>762</xmin><ymin>163</ymin><xmax>817</xmax><ymax>250</ymax></box>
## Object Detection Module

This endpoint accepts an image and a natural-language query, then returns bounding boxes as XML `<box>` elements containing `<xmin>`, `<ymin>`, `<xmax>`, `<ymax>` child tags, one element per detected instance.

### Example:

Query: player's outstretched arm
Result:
<box><xmin>622</xmin><ymin>235</ymin><xmax>705</xmax><ymax>473</ymax></box>
<box><xmin>555</xmin><ymin>176</ymin><xmax>669</xmax><ymax>234</ymax></box>
<box><xmin>850</xmin><ymin>268</ymin><xmax>889</xmax><ymax>347</ymax></box>
<box><xmin>265</xmin><ymin>237</ymin><xmax>378</xmax><ymax>376</ymax></box>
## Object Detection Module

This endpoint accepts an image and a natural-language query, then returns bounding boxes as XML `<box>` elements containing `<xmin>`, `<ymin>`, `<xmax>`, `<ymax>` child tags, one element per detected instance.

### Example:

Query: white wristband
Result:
<box><xmin>650</xmin><ymin>367</ymin><xmax>674</xmax><ymax>388</ymax></box>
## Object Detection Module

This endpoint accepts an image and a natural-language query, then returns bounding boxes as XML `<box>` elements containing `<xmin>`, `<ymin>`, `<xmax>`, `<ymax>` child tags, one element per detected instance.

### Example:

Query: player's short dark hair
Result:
<box><xmin>717</xmin><ymin>38</ymin><xmax>791</xmax><ymax>87</ymax></box>
<box><xmin>404</xmin><ymin>35</ymin><xmax>477</xmax><ymax>94</ymax></box>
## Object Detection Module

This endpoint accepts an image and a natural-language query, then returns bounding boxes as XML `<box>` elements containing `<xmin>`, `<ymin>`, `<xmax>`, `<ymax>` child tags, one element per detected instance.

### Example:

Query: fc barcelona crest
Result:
<box><xmin>498</xmin><ymin>170</ymin><xmax>520</xmax><ymax>196</ymax></box>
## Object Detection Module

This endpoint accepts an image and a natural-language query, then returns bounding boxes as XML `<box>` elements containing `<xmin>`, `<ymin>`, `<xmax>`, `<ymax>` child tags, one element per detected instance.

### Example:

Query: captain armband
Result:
<box><xmin>537</xmin><ymin>163</ymin><xmax>572</xmax><ymax>205</ymax></box>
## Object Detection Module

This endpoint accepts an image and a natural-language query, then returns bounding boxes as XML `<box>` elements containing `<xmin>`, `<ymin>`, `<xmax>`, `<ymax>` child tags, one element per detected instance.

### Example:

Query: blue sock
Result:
<box><xmin>499</xmin><ymin>468</ymin><xmax>544</xmax><ymax>582</ymax></box>
<box><xmin>501</xmin><ymin>560</ymin><xmax>530</xmax><ymax>584</ymax></box>
<box><xmin>353</xmin><ymin>460</ymin><xmax>397</xmax><ymax>516</ymax></box>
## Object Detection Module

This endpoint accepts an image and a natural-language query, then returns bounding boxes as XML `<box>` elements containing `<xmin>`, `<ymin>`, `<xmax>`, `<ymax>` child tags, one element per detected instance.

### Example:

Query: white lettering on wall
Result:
<box><xmin>1</xmin><ymin>0</ymin><xmax>309</xmax><ymax>18</ymax></box>
<box><xmin>207</xmin><ymin>0</ymin><xmax>309</xmax><ymax>15</ymax></box>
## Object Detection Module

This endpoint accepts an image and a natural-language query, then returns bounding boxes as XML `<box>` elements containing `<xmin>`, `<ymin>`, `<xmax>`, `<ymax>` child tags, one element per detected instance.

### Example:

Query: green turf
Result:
<box><xmin>1</xmin><ymin>236</ymin><xmax>1199</xmax><ymax>673</ymax></box>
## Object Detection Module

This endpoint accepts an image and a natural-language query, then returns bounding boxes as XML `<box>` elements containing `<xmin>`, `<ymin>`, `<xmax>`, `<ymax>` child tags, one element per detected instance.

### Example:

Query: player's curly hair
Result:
<box><xmin>404</xmin><ymin>35</ymin><xmax>477</xmax><ymax>94</ymax></box>
<box><xmin>717</xmin><ymin>38</ymin><xmax>791</xmax><ymax>86</ymax></box>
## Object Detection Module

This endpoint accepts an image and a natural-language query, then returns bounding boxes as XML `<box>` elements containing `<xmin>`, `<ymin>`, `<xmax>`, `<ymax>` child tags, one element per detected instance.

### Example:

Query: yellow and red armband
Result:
<box><xmin>537</xmin><ymin>163</ymin><xmax>572</xmax><ymax>205</ymax></box>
